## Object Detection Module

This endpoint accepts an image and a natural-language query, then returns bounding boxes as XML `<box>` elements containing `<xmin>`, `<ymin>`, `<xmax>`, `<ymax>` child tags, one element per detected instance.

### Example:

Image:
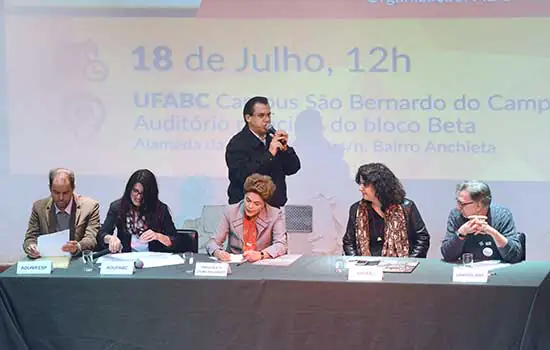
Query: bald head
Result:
<box><xmin>49</xmin><ymin>168</ymin><xmax>75</xmax><ymax>211</ymax></box>
<box><xmin>49</xmin><ymin>168</ymin><xmax>75</xmax><ymax>190</ymax></box>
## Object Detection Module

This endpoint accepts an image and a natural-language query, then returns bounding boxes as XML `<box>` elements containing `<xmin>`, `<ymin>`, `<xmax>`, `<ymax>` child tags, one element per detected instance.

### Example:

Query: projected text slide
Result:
<box><xmin>6</xmin><ymin>17</ymin><xmax>550</xmax><ymax>180</ymax></box>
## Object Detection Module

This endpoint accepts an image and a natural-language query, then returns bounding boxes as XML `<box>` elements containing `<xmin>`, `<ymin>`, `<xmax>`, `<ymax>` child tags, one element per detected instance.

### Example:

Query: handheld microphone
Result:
<box><xmin>267</xmin><ymin>124</ymin><xmax>287</xmax><ymax>145</ymax></box>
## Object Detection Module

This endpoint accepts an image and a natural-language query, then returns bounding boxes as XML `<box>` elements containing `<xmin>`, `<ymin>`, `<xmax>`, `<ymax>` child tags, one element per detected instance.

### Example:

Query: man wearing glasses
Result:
<box><xmin>441</xmin><ymin>180</ymin><xmax>524</xmax><ymax>263</ymax></box>
<box><xmin>225</xmin><ymin>96</ymin><xmax>301</xmax><ymax>208</ymax></box>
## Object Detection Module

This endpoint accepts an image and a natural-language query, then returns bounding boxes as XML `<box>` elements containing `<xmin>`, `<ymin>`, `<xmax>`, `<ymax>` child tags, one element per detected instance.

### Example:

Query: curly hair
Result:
<box><xmin>355</xmin><ymin>163</ymin><xmax>406</xmax><ymax>210</ymax></box>
<box><xmin>244</xmin><ymin>173</ymin><xmax>276</xmax><ymax>202</ymax></box>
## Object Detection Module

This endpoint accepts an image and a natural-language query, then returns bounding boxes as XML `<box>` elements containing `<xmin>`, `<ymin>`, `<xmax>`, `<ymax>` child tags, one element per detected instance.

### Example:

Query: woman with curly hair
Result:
<box><xmin>343</xmin><ymin>163</ymin><xmax>430</xmax><ymax>257</ymax></box>
<box><xmin>206</xmin><ymin>173</ymin><xmax>288</xmax><ymax>262</ymax></box>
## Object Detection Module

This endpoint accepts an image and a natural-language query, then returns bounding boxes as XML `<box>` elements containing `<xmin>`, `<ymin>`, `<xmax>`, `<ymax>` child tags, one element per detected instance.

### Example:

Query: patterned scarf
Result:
<box><xmin>355</xmin><ymin>201</ymin><xmax>409</xmax><ymax>257</ymax></box>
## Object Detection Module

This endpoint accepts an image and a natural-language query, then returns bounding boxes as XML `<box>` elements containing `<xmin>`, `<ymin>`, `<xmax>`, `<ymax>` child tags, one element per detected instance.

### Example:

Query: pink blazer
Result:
<box><xmin>206</xmin><ymin>201</ymin><xmax>288</xmax><ymax>258</ymax></box>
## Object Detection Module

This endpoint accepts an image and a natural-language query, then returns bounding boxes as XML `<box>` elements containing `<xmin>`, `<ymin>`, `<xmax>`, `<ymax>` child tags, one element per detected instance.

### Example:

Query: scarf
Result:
<box><xmin>355</xmin><ymin>201</ymin><xmax>409</xmax><ymax>257</ymax></box>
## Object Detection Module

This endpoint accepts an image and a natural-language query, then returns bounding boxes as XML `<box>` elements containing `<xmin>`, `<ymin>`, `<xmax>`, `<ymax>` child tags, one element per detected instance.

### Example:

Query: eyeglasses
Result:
<box><xmin>252</xmin><ymin>112</ymin><xmax>273</xmax><ymax>119</ymax></box>
<box><xmin>131</xmin><ymin>188</ymin><xmax>144</xmax><ymax>196</ymax></box>
<box><xmin>456</xmin><ymin>199</ymin><xmax>474</xmax><ymax>208</ymax></box>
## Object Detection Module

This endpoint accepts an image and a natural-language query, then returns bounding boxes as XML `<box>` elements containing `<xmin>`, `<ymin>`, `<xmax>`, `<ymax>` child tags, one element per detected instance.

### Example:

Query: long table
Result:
<box><xmin>1</xmin><ymin>256</ymin><xmax>549</xmax><ymax>350</ymax></box>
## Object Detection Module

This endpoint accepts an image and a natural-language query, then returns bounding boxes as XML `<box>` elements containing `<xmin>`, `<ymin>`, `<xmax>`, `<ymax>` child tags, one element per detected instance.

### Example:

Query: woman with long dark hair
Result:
<box><xmin>99</xmin><ymin>169</ymin><xmax>184</xmax><ymax>253</ymax></box>
<box><xmin>343</xmin><ymin>163</ymin><xmax>430</xmax><ymax>257</ymax></box>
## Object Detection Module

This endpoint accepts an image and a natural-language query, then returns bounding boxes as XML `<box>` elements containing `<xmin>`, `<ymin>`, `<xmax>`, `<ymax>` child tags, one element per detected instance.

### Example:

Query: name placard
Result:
<box><xmin>100</xmin><ymin>261</ymin><xmax>135</xmax><ymax>275</ymax></box>
<box><xmin>348</xmin><ymin>266</ymin><xmax>384</xmax><ymax>282</ymax></box>
<box><xmin>17</xmin><ymin>260</ymin><xmax>52</xmax><ymax>275</ymax></box>
<box><xmin>452</xmin><ymin>267</ymin><xmax>489</xmax><ymax>283</ymax></box>
<box><xmin>194</xmin><ymin>262</ymin><xmax>229</xmax><ymax>277</ymax></box>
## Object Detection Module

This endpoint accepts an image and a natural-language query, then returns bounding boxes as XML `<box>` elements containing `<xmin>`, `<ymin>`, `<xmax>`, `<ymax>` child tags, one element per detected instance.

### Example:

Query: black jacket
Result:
<box><xmin>225</xmin><ymin>125</ymin><xmax>301</xmax><ymax>207</ymax></box>
<box><xmin>98</xmin><ymin>199</ymin><xmax>187</xmax><ymax>253</ymax></box>
<box><xmin>342</xmin><ymin>199</ymin><xmax>430</xmax><ymax>258</ymax></box>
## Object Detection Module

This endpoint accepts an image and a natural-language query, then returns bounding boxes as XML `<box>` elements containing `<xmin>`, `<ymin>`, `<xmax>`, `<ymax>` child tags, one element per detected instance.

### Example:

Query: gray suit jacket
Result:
<box><xmin>206</xmin><ymin>201</ymin><xmax>288</xmax><ymax>258</ymax></box>
<box><xmin>23</xmin><ymin>194</ymin><xmax>100</xmax><ymax>255</ymax></box>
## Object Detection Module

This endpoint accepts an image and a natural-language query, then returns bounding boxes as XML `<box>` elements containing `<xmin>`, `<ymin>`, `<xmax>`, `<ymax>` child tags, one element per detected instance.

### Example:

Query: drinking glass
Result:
<box><xmin>82</xmin><ymin>250</ymin><xmax>93</xmax><ymax>272</ymax></box>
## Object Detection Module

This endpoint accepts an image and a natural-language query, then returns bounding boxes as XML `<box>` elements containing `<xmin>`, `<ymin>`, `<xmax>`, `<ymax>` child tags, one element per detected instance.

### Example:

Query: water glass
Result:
<box><xmin>335</xmin><ymin>258</ymin><xmax>346</xmax><ymax>273</ymax></box>
<box><xmin>462</xmin><ymin>253</ymin><xmax>474</xmax><ymax>267</ymax></box>
<box><xmin>184</xmin><ymin>252</ymin><xmax>195</xmax><ymax>274</ymax></box>
<box><xmin>82</xmin><ymin>250</ymin><xmax>93</xmax><ymax>272</ymax></box>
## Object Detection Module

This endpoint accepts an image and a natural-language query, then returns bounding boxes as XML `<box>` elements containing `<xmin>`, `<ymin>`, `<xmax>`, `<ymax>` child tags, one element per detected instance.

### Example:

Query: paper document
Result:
<box><xmin>97</xmin><ymin>252</ymin><xmax>185</xmax><ymax>268</ymax></box>
<box><xmin>229</xmin><ymin>254</ymin><xmax>245</xmax><ymax>263</ymax></box>
<box><xmin>253</xmin><ymin>254</ymin><xmax>302</xmax><ymax>267</ymax></box>
<box><xmin>40</xmin><ymin>256</ymin><xmax>70</xmax><ymax>269</ymax></box>
<box><xmin>37</xmin><ymin>229</ymin><xmax>70</xmax><ymax>257</ymax></box>
<box><xmin>470</xmin><ymin>260</ymin><xmax>511</xmax><ymax>272</ymax></box>
<box><xmin>209</xmin><ymin>253</ymin><xmax>245</xmax><ymax>263</ymax></box>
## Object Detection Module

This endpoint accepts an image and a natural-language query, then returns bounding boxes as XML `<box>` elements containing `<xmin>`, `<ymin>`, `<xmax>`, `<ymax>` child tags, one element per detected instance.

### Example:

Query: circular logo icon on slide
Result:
<box><xmin>62</xmin><ymin>94</ymin><xmax>106</xmax><ymax>140</ymax></box>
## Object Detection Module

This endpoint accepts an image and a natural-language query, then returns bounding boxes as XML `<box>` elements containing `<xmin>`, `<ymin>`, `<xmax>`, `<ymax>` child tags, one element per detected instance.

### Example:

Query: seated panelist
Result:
<box><xmin>206</xmin><ymin>173</ymin><xmax>288</xmax><ymax>262</ymax></box>
<box><xmin>23</xmin><ymin>168</ymin><xmax>99</xmax><ymax>258</ymax></box>
<box><xmin>343</xmin><ymin>163</ymin><xmax>431</xmax><ymax>258</ymax></box>
<box><xmin>441</xmin><ymin>180</ymin><xmax>524</xmax><ymax>263</ymax></box>
<box><xmin>98</xmin><ymin>169</ymin><xmax>185</xmax><ymax>253</ymax></box>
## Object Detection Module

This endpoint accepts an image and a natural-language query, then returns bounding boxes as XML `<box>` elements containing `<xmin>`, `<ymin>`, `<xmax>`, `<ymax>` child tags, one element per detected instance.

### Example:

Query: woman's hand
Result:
<box><xmin>139</xmin><ymin>229</ymin><xmax>160</xmax><ymax>243</ymax></box>
<box><xmin>243</xmin><ymin>250</ymin><xmax>263</xmax><ymax>262</ymax></box>
<box><xmin>104</xmin><ymin>235</ymin><xmax>122</xmax><ymax>253</ymax></box>
<box><xmin>214</xmin><ymin>250</ymin><xmax>230</xmax><ymax>262</ymax></box>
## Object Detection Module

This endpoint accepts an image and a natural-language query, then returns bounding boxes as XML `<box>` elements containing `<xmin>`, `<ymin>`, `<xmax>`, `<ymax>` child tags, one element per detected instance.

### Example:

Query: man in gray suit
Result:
<box><xmin>23</xmin><ymin>168</ymin><xmax>99</xmax><ymax>258</ymax></box>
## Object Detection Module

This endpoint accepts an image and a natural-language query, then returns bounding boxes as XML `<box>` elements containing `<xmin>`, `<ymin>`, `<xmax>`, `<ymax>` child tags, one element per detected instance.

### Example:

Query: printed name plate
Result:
<box><xmin>452</xmin><ymin>267</ymin><xmax>488</xmax><ymax>283</ymax></box>
<box><xmin>348</xmin><ymin>266</ymin><xmax>384</xmax><ymax>281</ymax></box>
<box><xmin>100</xmin><ymin>261</ymin><xmax>135</xmax><ymax>275</ymax></box>
<box><xmin>17</xmin><ymin>260</ymin><xmax>52</xmax><ymax>275</ymax></box>
<box><xmin>194</xmin><ymin>262</ymin><xmax>229</xmax><ymax>277</ymax></box>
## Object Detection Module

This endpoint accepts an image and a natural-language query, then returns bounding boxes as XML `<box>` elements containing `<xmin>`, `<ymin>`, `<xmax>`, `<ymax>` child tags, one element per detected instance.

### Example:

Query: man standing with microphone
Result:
<box><xmin>225</xmin><ymin>96</ymin><xmax>301</xmax><ymax>208</ymax></box>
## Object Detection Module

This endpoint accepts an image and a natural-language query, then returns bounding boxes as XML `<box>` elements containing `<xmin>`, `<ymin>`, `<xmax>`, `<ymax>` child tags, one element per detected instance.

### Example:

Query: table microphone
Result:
<box><xmin>91</xmin><ymin>249</ymin><xmax>144</xmax><ymax>269</ymax></box>
<box><xmin>134</xmin><ymin>259</ymin><xmax>144</xmax><ymax>269</ymax></box>
<box><xmin>92</xmin><ymin>249</ymin><xmax>111</xmax><ymax>260</ymax></box>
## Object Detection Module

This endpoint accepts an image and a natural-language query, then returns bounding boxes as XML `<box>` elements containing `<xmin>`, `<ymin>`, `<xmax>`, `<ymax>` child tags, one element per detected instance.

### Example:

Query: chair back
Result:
<box><xmin>176</xmin><ymin>229</ymin><xmax>199</xmax><ymax>253</ymax></box>
<box><xmin>517</xmin><ymin>232</ymin><xmax>526</xmax><ymax>261</ymax></box>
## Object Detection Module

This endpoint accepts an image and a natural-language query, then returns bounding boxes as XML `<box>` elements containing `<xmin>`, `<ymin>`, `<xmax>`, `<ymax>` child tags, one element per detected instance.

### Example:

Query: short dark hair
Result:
<box><xmin>242</xmin><ymin>96</ymin><xmax>269</xmax><ymax>122</ymax></box>
<box><xmin>355</xmin><ymin>163</ymin><xmax>405</xmax><ymax>210</ymax></box>
<box><xmin>456</xmin><ymin>181</ymin><xmax>492</xmax><ymax>207</ymax></box>
<box><xmin>49</xmin><ymin>168</ymin><xmax>75</xmax><ymax>189</ymax></box>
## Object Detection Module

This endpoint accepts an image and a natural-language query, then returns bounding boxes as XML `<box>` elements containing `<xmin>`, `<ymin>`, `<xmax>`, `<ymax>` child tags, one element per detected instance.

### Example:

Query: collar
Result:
<box><xmin>54</xmin><ymin>196</ymin><xmax>74</xmax><ymax>215</ymax></box>
<box><xmin>248</xmin><ymin>128</ymin><xmax>267</xmax><ymax>145</ymax></box>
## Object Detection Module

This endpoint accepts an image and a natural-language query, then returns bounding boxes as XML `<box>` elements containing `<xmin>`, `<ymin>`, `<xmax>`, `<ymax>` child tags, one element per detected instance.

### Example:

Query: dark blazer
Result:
<box><xmin>98</xmin><ymin>199</ymin><xmax>186</xmax><ymax>253</ymax></box>
<box><xmin>225</xmin><ymin>125</ymin><xmax>301</xmax><ymax>208</ymax></box>
<box><xmin>342</xmin><ymin>199</ymin><xmax>430</xmax><ymax>258</ymax></box>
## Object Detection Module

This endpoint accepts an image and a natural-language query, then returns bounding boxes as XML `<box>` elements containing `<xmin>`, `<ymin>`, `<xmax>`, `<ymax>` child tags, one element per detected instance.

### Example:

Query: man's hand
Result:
<box><xmin>27</xmin><ymin>243</ymin><xmax>41</xmax><ymax>258</ymax></box>
<box><xmin>61</xmin><ymin>240</ymin><xmax>79</xmax><ymax>254</ymax></box>
<box><xmin>275</xmin><ymin>130</ymin><xmax>288</xmax><ymax>143</ymax></box>
<box><xmin>214</xmin><ymin>250</ymin><xmax>230</xmax><ymax>262</ymax></box>
<box><xmin>457</xmin><ymin>220</ymin><xmax>477</xmax><ymax>238</ymax></box>
<box><xmin>243</xmin><ymin>250</ymin><xmax>263</xmax><ymax>262</ymax></box>
<box><xmin>268</xmin><ymin>135</ymin><xmax>285</xmax><ymax>156</ymax></box>
<box><xmin>472</xmin><ymin>220</ymin><xmax>496</xmax><ymax>236</ymax></box>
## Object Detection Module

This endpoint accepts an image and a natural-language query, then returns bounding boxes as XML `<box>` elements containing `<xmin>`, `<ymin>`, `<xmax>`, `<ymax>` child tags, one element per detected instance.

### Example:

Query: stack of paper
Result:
<box><xmin>253</xmin><ymin>254</ymin><xmax>302</xmax><ymax>267</ymax></box>
<box><xmin>97</xmin><ymin>252</ymin><xmax>185</xmax><ymax>268</ymax></box>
